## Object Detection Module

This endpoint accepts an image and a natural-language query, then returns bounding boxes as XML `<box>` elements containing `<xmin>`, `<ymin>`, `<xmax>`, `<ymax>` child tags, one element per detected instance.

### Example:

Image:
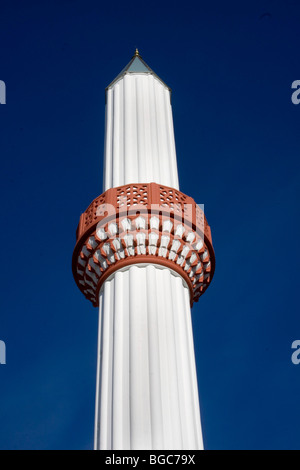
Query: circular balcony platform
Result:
<box><xmin>72</xmin><ymin>182</ymin><xmax>215</xmax><ymax>307</ymax></box>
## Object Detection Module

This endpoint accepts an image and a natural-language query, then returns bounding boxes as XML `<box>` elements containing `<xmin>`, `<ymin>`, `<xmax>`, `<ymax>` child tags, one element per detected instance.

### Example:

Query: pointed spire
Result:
<box><xmin>106</xmin><ymin>51</ymin><xmax>171</xmax><ymax>92</ymax></box>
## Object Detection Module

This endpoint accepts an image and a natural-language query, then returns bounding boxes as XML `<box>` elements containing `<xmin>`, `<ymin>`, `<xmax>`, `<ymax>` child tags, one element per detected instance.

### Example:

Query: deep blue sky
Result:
<box><xmin>0</xmin><ymin>0</ymin><xmax>299</xmax><ymax>450</ymax></box>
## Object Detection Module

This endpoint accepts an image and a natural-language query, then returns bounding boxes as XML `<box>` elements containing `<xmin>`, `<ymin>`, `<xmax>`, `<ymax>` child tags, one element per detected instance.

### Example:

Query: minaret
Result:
<box><xmin>72</xmin><ymin>50</ymin><xmax>215</xmax><ymax>450</ymax></box>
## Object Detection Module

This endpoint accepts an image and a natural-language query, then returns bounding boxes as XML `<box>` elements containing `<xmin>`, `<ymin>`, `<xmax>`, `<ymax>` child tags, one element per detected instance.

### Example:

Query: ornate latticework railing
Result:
<box><xmin>73</xmin><ymin>182</ymin><xmax>215</xmax><ymax>307</ymax></box>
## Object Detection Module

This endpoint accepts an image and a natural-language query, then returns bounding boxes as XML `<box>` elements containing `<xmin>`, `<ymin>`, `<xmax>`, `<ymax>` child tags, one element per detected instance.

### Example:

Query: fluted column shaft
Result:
<box><xmin>94</xmin><ymin>265</ymin><xmax>203</xmax><ymax>450</ymax></box>
<box><xmin>95</xmin><ymin>70</ymin><xmax>203</xmax><ymax>450</ymax></box>
<box><xmin>103</xmin><ymin>74</ymin><xmax>179</xmax><ymax>190</ymax></box>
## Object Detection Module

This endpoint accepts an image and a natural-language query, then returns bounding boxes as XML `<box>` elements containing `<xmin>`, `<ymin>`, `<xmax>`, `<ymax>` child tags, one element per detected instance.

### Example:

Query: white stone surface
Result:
<box><xmin>94</xmin><ymin>265</ymin><xmax>203</xmax><ymax>450</ymax></box>
<box><xmin>103</xmin><ymin>74</ymin><xmax>179</xmax><ymax>190</ymax></box>
<box><xmin>95</xmin><ymin>66</ymin><xmax>203</xmax><ymax>450</ymax></box>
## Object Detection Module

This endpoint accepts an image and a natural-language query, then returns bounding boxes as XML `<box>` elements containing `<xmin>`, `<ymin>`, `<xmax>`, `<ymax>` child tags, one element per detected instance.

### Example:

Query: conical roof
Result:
<box><xmin>106</xmin><ymin>49</ymin><xmax>171</xmax><ymax>91</ymax></box>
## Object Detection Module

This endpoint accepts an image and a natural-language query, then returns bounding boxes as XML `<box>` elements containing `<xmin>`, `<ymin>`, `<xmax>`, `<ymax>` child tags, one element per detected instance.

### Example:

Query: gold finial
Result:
<box><xmin>135</xmin><ymin>48</ymin><xmax>139</xmax><ymax>56</ymax></box>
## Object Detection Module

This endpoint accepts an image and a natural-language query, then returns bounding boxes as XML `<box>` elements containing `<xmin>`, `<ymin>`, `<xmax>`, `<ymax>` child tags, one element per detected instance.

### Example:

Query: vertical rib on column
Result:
<box><xmin>146</xmin><ymin>266</ymin><xmax>164</xmax><ymax>449</ymax></box>
<box><xmin>164</xmin><ymin>88</ymin><xmax>179</xmax><ymax>190</ymax></box>
<box><xmin>98</xmin><ymin>280</ymin><xmax>113</xmax><ymax>449</ymax></box>
<box><xmin>183</xmin><ymin>286</ymin><xmax>203</xmax><ymax>448</ymax></box>
<box><xmin>155</xmin><ymin>268</ymin><xmax>182</xmax><ymax>448</ymax></box>
<box><xmin>112</xmin><ymin>270</ymin><xmax>130</xmax><ymax>449</ymax></box>
<box><xmin>112</xmin><ymin>83</ymin><xmax>121</xmax><ymax>188</ymax></box>
<box><xmin>129</xmin><ymin>267</ymin><xmax>152</xmax><ymax>449</ymax></box>
<box><xmin>94</xmin><ymin>292</ymin><xmax>103</xmax><ymax>450</ymax></box>
<box><xmin>103</xmin><ymin>88</ymin><xmax>113</xmax><ymax>191</ymax></box>
<box><xmin>124</xmin><ymin>75</ymin><xmax>138</xmax><ymax>185</ymax></box>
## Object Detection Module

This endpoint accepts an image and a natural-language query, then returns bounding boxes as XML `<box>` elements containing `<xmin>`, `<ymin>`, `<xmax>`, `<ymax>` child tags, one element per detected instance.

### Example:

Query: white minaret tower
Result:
<box><xmin>72</xmin><ymin>50</ymin><xmax>215</xmax><ymax>450</ymax></box>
